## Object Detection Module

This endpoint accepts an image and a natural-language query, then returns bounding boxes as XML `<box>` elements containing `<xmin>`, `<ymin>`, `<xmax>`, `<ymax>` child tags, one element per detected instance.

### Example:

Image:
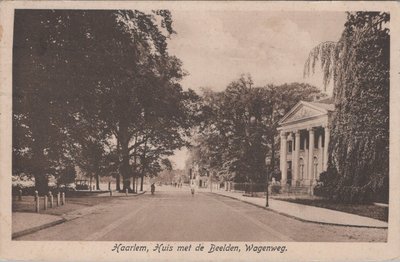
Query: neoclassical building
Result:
<box><xmin>277</xmin><ymin>99</ymin><xmax>334</xmax><ymax>193</ymax></box>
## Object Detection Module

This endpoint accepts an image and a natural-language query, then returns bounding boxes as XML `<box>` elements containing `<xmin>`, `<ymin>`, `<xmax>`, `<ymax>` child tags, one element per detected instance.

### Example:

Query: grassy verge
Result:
<box><xmin>277</xmin><ymin>198</ymin><xmax>388</xmax><ymax>222</ymax></box>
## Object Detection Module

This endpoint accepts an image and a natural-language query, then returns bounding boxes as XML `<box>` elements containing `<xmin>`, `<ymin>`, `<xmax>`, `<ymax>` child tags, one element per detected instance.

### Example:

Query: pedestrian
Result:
<box><xmin>190</xmin><ymin>182</ymin><xmax>195</xmax><ymax>196</ymax></box>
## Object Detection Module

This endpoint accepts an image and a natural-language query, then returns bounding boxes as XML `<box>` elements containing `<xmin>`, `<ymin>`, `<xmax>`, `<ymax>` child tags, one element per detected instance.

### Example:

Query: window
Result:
<box><xmin>300</xmin><ymin>136</ymin><xmax>305</xmax><ymax>150</ymax></box>
<box><xmin>288</xmin><ymin>141</ymin><xmax>292</xmax><ymax>153</ymax></box>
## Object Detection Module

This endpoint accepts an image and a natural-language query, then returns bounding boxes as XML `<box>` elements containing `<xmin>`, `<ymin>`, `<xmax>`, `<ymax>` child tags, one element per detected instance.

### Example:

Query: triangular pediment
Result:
<box><xmin>279</xmin><ymin>101</ymin><xmax>328</xmax><ymax>125</ymax></box>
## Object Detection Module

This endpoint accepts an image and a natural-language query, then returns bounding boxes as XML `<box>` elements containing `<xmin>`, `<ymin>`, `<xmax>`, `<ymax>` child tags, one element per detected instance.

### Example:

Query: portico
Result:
<box><xmin>278</xmin><ymin>100</ymin><xmax>334</xmax><ymax>191</ymax></box>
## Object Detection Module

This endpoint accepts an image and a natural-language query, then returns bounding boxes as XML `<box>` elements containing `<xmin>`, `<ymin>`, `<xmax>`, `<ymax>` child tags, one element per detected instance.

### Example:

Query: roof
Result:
<box><xmin>308</xmin><ymin>102</ymin><xmax>335</xmax><ymax>111</ymax></box>
<box><xmin>278</xmin><ymin>100</ymin><xmax>335</xmax><ymax>126</ymax></box>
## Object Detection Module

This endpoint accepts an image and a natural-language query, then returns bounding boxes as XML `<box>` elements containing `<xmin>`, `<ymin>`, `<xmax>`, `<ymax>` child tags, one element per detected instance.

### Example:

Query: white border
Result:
<box><xmin>1</xmin><ymin>1</ymin><xmax>399</xmax><ymax>261</ymax></box>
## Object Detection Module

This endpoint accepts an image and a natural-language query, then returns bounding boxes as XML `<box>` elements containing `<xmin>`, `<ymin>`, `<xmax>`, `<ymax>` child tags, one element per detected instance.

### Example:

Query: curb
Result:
<box><xmin>211</xmin><ymin>192</ymin><xmax>388</xmax><ymax>229</ymax></box>
<box><xmin>102</xmin><ymin>190</ymin><xmax>147</xmax><ymax>197</ymax></box>
<box><xmin>12</xmin><ymin>191</ymin><xmax>148</xmax><ymax>239</ymax></box>
<box><xmin>12</xmin><ymin>218</ymin><xmax>67</xmax><ymax>239</ymax></box>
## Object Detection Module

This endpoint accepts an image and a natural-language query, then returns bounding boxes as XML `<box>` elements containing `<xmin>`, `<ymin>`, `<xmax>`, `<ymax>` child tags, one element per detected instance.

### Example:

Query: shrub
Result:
<box><xmin>270</xmin><ymin>184</ymin><xmax>281</xmax><ymax>194</ymax></box>
<box><xmin>313</xmin><ymin>169</ymin><xmax>388</xmax><ymax>204</ymax></box>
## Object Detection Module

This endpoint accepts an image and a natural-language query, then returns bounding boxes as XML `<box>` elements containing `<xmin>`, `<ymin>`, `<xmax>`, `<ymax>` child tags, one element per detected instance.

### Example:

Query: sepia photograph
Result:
<box><xmin>0</xmin><ymin>1</ymin><xmax>399</xmax><ymax>261</ymax></box>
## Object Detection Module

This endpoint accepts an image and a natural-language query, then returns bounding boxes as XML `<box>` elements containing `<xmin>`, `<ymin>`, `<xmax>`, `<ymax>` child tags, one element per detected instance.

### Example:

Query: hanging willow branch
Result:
<box><xmin>303</xmin><ymin>41</ymin><xmax>337</xmax><ymax>91</ymax></box>
<box><xmin>304</xmin><ymin>12</ymin><xmax>390</xmax><ymax>93</ymax></box>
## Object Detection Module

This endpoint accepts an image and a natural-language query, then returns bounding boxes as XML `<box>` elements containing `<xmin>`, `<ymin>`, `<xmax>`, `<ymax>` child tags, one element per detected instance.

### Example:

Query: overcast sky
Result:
<box><xmin>167</xmin><ymin>11</ymin><xmax>347</xmax><ymax>169</ymax></box>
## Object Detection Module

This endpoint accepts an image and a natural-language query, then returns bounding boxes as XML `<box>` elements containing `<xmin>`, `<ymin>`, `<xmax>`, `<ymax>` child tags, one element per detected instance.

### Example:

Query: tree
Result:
<box><xmin>13</xmin><ymin>10</ymin><xmax>84</xmax><ymax>194</ymax></box>
<box><xmin>304</xmin><ymin>12</ymin><xmax>389</xmax><ymax>203</ymax></box>
<box><xmin>56</xmin><ymin>165</ymin><xmax>77</xmax><ymax>188</ymax></box>
<box><xmin>85</xmin><ymin>10</ymin><xmax>199</xmax><ymax>192</ymax></box>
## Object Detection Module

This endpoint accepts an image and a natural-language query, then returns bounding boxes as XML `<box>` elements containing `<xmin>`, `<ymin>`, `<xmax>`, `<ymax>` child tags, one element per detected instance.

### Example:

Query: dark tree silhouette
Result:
<box><xmin>305</xmin><ymin>12</ymin><xmax>390</xmax><ymax>203</ymax></box>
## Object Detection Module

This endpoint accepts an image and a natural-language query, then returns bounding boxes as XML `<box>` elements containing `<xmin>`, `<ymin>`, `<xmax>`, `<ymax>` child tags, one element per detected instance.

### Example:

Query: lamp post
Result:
<box><xmin>265</xmin><ymin>156</ymin><xmax>271</xmax><ymax>207</ymax></box>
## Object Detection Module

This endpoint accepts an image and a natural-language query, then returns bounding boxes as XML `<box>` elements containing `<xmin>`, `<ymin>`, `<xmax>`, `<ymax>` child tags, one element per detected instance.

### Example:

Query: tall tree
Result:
<box><xmin>304</xmin><ymin>12</ymin><xmax>389</xmax><ymax>202</ymax></box>
<box><xmin>13</xmin><ymin>10</ymin><xmax>84</xmax><ymax>194</ymax></box>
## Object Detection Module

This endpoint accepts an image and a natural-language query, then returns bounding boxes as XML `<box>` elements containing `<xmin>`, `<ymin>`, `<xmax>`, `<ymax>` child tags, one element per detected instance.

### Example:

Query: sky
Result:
<box><xmin>166</xmin><ymin>11</ymin><xmax>347</xmax><ymax>169</ymax></box>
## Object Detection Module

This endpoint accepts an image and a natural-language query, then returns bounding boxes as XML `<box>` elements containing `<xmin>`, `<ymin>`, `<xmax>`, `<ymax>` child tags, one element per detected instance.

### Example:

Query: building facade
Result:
<box><xmin>189</xmin><ymin>163</ymin><xmax>209</xmax><ymax>188</ymax></box>
<box><xmin>277</xmin><ymin>100</ymin><xmax>334</xmax><ymax>191</ymax></box>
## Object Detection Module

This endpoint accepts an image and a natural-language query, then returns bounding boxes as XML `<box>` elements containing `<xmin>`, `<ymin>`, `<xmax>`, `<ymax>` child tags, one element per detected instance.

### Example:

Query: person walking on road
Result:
<box><xmin>190</xmin><ymin>182</ymin><xmax>195</xmax><ymax>196</ymax></box>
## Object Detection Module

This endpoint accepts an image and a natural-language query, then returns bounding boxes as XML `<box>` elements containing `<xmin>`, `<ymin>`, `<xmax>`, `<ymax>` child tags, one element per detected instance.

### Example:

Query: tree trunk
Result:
<box><xmin>132</xmin><ymin>175</ymin><xmax>136</xmax><ymax>193</ymax></box>
<box><xmin>32</xmin><ymin>159</ymin><xmax>49</xmax><ymax>195</ymax></box>
<box><xmin>116</xmin><ymin>136</ymin><xmax>121</xmax><ymax>191</ymax></box>
<box><xmin>95</xmin><ymin>173</ymin><xmax>100</xmax><ymax>190</ymax></box>
<box><xmin>140</xmin><ymin>139</ymin><xmax>147</xmax><ymax>192</ymax></box>
<box><xmin>131</xmin><ymin>144</ymin><xmax>137</xmax><ymax>193</ymax></box>
<box><xmin>140</xmin><ymin>174</ymin><xmax>144</xmax><ymax>192</ymax></box>
<box><xmin>34</xmin><ymin>173</ymin><xmax>49</xmax><ymax>196</ymax></box>
<box><xmin>116</xmin><ymin>173</ymin><xmax>121</xmax><ymax>191</ymax></box>
<box><xmin>31</xmin><ymin>133</ymin><xmax>49</xmax><ymax>195</ymax></box>
<box><xmin>119</xmin><ymin>121</ymin><xmax>132</xmax><ymax>192</ymax></box>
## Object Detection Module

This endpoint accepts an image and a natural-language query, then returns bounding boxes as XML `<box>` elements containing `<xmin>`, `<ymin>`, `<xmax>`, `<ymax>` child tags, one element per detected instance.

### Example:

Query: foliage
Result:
<box><xmin>305</xmin><ymin>12</ymin><xmax>389</xmax><ymax>203</ymax></box>
<box><xmin>188</xmin><ymin>75</ymin><xmax>322</xmax><ymax>184</ymax></box>
<box><xmin>13</xmin><ymin>10</ymin><xmax>197</xmax><ymax>194</ymax></box>
<box><xmin>270</xmin><ymin>184</ymin><xmax>281</xmax><ymax>195</ymax></box>
<box><xmin>56</xmin><ymin>166</ymin><xmax>77</xmax><ymax>187</ymax></box>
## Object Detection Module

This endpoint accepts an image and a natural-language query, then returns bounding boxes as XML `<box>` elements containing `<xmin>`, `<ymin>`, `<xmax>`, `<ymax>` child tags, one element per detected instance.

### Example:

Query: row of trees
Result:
<box><xmin>187</xmin><ymin>76</ymin><xmax>323</xmax><ymax>184</ymax></box>
<box><xmin>13</xmin><ymin>10</ymin><xmax>198</xmax><ymax>194</ymax></box>
<box><xmin>13</xmin><ymin>10</ymin><xmax>390</xmax><ymax>203</ymax></box>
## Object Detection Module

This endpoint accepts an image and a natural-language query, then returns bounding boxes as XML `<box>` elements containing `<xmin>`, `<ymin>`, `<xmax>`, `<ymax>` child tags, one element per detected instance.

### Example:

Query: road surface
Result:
<box><xmin>16</xmin><ymin>186</ymin><xmax>387</xmax><ymax>241</ymax></box>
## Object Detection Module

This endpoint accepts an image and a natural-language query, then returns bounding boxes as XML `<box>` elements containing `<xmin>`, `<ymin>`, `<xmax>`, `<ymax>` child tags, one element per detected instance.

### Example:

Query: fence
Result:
<box><xmin>232</xmin><ymin>183</ymin><xmax>266</xmax><ymax>193</ymax></box>
<box><xmin>222</xmin><ymin>181</ymin><xmax>282</xmax><ymax>195</ymax></box>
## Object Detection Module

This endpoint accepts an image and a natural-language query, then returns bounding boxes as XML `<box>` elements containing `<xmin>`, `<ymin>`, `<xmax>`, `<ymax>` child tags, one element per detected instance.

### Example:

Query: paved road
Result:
<box><xmin>17</xmin><ymin>187</ymin><xmax>387</xmax><ymax>241</ymax></box>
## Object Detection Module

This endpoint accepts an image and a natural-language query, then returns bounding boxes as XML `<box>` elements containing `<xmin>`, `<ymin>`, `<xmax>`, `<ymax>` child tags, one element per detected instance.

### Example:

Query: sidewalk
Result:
<box><xmin>12</xmin><ymin>190</ymin><xmax>146</xmax><ymax>238</ymax></box>
<box><xmin>212</xmin><ymin>190</ymin><xmax>388</xmax><ymax>228</ymax></box>
<box><xmin>12</xmin><ymin>212</ymin><xmax>66</xmax><ymax>239</ymax></box>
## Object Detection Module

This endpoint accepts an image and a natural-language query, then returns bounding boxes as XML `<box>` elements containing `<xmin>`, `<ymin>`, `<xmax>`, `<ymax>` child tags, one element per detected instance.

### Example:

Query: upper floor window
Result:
<box><xmin>300</xmin><ymin>133</ymin><xmax>307</xmax><ymax>150</ymax></box>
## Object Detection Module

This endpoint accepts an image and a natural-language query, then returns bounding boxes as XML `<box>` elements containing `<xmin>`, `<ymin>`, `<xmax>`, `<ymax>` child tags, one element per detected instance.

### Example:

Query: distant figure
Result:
<box><xmin>151</xmin><ymin>183</ymin><xmax>155</xmax><ymax>195</ymax></box>
<box><xmin>190</xmin><ymin>182</ymin><xmax>195</xmax><ymax>196</ymax></box>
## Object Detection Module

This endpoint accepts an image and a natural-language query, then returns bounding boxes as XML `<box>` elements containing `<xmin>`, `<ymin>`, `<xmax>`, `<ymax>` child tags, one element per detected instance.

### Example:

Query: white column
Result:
<box><xmin>323</xmin><ymin>127</ymin><xmax>330</xmax><ymax>171</ymax></box>
<box><xmin>308</xmin><ymin>128</ymin><xmax>315</xmax><ymax>184</ymax></box>
<box><xmin>280</xmin><ymin>131</ymin><xmax>287</xmax><ymax>184</ymax></box>
<box><xmin>318</xmin><ymin>132</ymin><xmax>323</xmax><ymax>177</ymax></box>
<box><xmin>304</xmin><ymin>134</ymin><xmax>308</xmax><ymax>182</ymax></box>
<box><xmin>293</xmin><ymin>130</ymin><xmax>300</xmax><ymax>185</ymax></box>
